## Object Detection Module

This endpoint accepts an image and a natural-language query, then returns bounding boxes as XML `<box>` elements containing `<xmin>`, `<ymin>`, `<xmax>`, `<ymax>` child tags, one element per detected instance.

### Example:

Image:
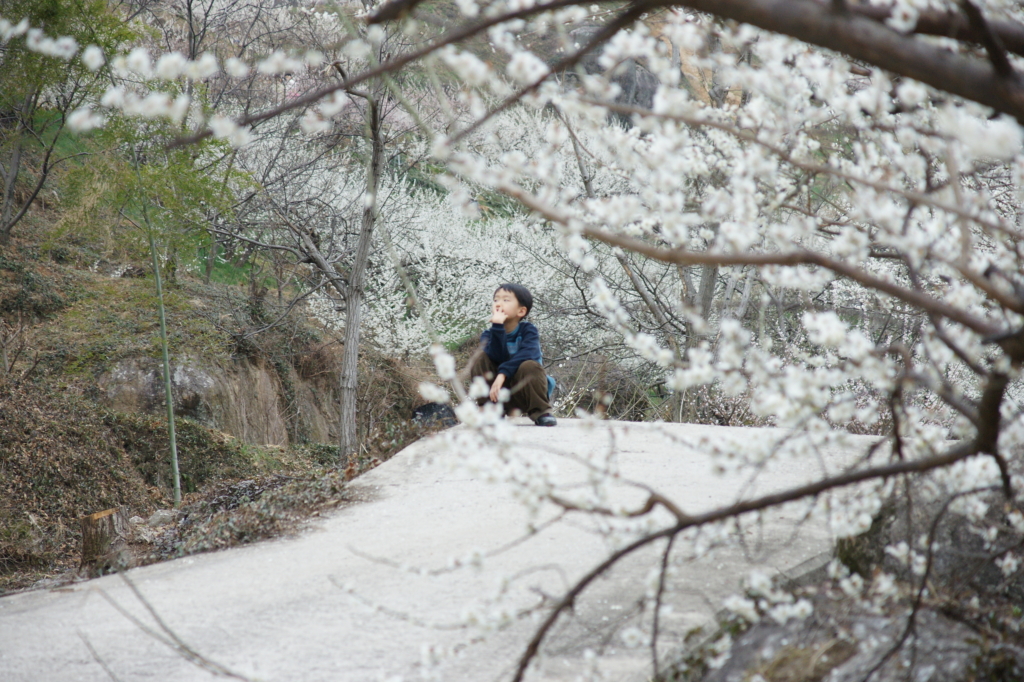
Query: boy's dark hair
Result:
<box><xmin>495</xmin><ymin>283</ymin><xmax>533</xmax><ymax>317</ymax></box>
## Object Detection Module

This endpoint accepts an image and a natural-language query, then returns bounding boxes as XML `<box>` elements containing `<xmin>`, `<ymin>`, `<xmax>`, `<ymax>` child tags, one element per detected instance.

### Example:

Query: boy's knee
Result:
<box><xmin>518</xmin><ymin>360</ymin><xmax>543</xmax><ymax>375</ymax></box>
<box><xmin>469</xmin><ymin>353</ymin><xmax>496</xmax><ymax>381</ymax></box>
<box><xmin>470</xmin><ymin>366</ymin><xmax>494</xmax><ymax>381</ymax></box>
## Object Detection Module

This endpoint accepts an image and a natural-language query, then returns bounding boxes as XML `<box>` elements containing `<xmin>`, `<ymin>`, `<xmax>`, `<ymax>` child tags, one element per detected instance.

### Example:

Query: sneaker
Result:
<box><xmin>535</xmin><ymin>414</ymin><xmax>557</xmax><ymax>427</ymax></box>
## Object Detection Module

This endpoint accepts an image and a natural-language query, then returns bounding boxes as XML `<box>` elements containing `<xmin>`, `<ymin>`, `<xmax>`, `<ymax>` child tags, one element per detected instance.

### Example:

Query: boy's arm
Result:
<box><xmin>496</xmin><ymin>323</ymin><xmax>542</xmax><ymax>380</ymax></box>
<box><xmin>482</xmin><ymin>324</ymin><xmax>509</xmax><ymax>364</ymax></box>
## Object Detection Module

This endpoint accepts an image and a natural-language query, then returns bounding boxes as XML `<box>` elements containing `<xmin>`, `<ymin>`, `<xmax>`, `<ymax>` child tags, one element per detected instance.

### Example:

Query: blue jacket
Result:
<box><xmin>481</xmin><ymin>320</ymin><xmax>543</xmax><ymax>380</ymax></box>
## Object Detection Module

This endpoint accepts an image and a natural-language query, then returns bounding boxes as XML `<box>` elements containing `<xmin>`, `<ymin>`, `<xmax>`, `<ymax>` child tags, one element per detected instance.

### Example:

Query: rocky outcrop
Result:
<box><xmin>566</xmin><ymin>25</ymin><xmax>660</xmax><ymax>120</ymax></box>
<box><xmin>694</xmin><ymin>597</ymin><xmax>1021</xmax><ymax>682</ymax></box>
<box><xmin>683</xmin><ymin>478</ymin><xmax>1024</xmax><ymax>682</ymax></box>
<box><xmin>97</xmin><ymin>356</ymin><xmax>338</xmax><ymax>447</ymax></box>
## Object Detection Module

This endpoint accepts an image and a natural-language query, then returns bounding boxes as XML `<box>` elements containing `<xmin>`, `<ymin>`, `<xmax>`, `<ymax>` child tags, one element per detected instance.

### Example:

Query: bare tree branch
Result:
<box><xmin>850</xmin><ymin>3</ymin><xmax>1024</xmax><ymax>60</ymax></box>
<box><xmin>77</xmin><ymin>632</ymin><xmax>124</xmax><ymax>682</ymax></box>
<box><xmin>645</xmin><ymin>0</ymin><xmax>1024</xmax><ymax>123</ymax></box>
<box><xmin>168</xmin><ymin>0</ymin><xmax>589</xmax><ymax>148</ymax></box>
<box><xmin>490</xmin><ymin>181</ymin><xmax>1001</xmax><ymax>338</ymax></box>
<box><xmin>95</xmin><ymin>573</ymin><xmax>252</xmax><ymax>680</ymax></box>
<box><xmin>510</xmin><ymin>439</ymin><xmax>982</xmax><ymax>680</ymax></box>
<box><xmin>959</xmin><ymin>0</ymin><xmax>1014</xmax><ymax>78</ymax></box>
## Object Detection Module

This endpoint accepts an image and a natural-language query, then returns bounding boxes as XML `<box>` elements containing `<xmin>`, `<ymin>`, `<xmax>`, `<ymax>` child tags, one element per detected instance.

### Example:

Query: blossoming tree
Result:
<box><xmin>8</xmin><ymin>0</ymin><xmax>1024</xmax><ymax>677</ymax></box>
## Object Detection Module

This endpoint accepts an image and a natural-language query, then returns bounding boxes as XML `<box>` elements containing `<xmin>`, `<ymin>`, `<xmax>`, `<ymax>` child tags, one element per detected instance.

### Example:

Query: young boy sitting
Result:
<box><xmin>468</xmin><ymin>283</ymin><xmax>557</xmax><ymax>426</ymax></box>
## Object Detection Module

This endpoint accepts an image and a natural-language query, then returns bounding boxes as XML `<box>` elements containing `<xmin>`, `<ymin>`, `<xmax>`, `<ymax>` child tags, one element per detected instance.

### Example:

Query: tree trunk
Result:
<box><xmin>0</xmin><ymin>91</ymin><xmax>36</xmax><ymax>246</ymax></box>
<box><xmin>80</xmin><ymin>508</ymin><xmax>133</xmax><ymax>577</ymax></box>
<box><xmin>139</xmin><ymin>163</ymin><xmax>182</xmax><ymax>508</ymax></box>
<box><xmin>204</xmin><ymin>231</ymin><xmax>218</xmax><ymax>283</ymax></box>
<box><xmin>338</xmin><ymin>93</ymin><xmax>384</xmax><ymax>462</ymax></box>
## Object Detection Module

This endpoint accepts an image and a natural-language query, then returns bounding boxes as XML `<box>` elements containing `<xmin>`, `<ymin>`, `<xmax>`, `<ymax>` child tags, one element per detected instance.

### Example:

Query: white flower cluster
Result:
<box><xmin>208</xmin><ymin>115</ymin><xmax>253</xmax><ymax>148</ymax></box>
<box><xmin>0</xmin><ymin>16</ymin><xmax>27</xmax><ymax>41</ymax></box>
<box><xmin>257</xmin><ymin>50</ymin><xmax>305</xmax><ymax>75</ymax></box>
<box><xmin>430</xmin><ymin>344</ymin><xmax>457</xmax><ymax>381</ymax></box>
<box><xmin>418</xmin><ymin>382</ymin><xmax>450</xmax><ymax>404</ymax></box>
<box><xmin>506</xmin><ymin>51</ymin><xmax>548</xmax><ymax>85</ymax></box>
<box><xmin>885</xmin><ymin>541</ymin><xmax>928</xmax><ymax>576</ymax></box>
<box><xmin>0</xmin><ymin>16</ymin><xmax>76</xmax><ymax>59</ymax></box>
<box><xmin>66</xmin><ymin>107</ymin><xmax>105</xmax><ymax>132</ymax></box>
<box><xmin>802</xmin><ymin>311</ymin><xmax>848</xmax><ymax>349</ymax></box>
<box><xmin>723</xmin><ymin>569</ymin><xmax>813</xmax><ymax>626</ymax></box>
<box><xmin>25</xmin><ymin>27</ymin><xmax>77</xmax><ymax>58</ymax></box>
<box><xmin>439</xmin><ymin>47</ymin><xmax>491</xmax><ymax>87</ymax></box>
<box><xmin>110</xmin><ymin>48</ymin><xmax>220</xmax><ymax>80</ymax></box>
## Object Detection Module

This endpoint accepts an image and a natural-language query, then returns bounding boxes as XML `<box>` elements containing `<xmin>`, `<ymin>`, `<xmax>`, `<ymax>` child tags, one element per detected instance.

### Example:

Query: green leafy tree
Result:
<box><xmin>0</xmin><ymin>0</ymin><xmax>130</xmax><ymax>245</ymax></box>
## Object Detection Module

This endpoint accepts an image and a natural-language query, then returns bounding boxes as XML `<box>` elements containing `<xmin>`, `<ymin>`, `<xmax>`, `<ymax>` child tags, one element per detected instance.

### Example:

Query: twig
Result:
<box><xmin>168</xmin><ymin>0</ymin><xmax>588</xmax><ymax>148</ymax></box>
<box><xmin>448</xmin><ymin>5</ymin><xmax>647</xmax><ymax>146</ymax></box>
<box><xmin>94</xmin><ymin>573</ymin><xmax>252</xmax><ymax>680</ymax></box>
<box><xmin>77</xmin><ymin>631</ymin><xmax>124</xmax><ymax>682</ymax></box>
<box><xmin>959</xmin><ymin>0</ymin><xmax>1014</xmax><ymax>78</ymax></box>
<box><xmin>862</xmin><ymin>486</ymin><xmax>996</xmax><ymax>681</ymax></box>
<box><xmin>511</xmin><ymin>525</ymin><xmax>679</xmax><ymax>682</ymax></box>
<box><xmin>650</xmin><ymin>533</ymin><xmax>676</xmax><ymax>680</ymax></box>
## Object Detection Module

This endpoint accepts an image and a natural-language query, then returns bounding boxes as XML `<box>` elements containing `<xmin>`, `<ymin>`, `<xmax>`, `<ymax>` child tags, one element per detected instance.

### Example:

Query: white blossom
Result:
<box><xmin>126</xmin><ymin>47</ymin><xmax>153</xmax><ymax>78</ymax></box>
<box><xmin>25</xmin><ymin>28</ymin><xmax>77</xmax><ymax>59</ymax></box>
<box><xmin>81</xmin><ymin>44</ymin><xmax>104</xmax><ymax>71</ymax></box>
<box><xmin>67</xmin><ymin>107</ymin><xmax>105</xmax><ymax>132</ymax></box>
<box><xmin>619</xmin><ymin>626</ymin><xmax>645</xmax><ymax>648</ymax></box>
<box><xmin>454</xmin><ymin>0</ymin><xmax>479</xmax><ymax>17</ymax></box>
<box><xmin>225</xmin><ymin>57</ymin><xmax>250</xmax><ymax>78</ymax></box>
<box><xmin>996</xmin><ymin>553</ymin><xmax>1020</xmax><ymax>578</ymax></box>
<box><xmin>300</xmin><ymin>111</ymin><xmax>332</xmax><ymax>134</ymax></box>
<box><xmin>183</xmin><ymin>53</ymin><xmax>219</xmax><ymax>79</ymax></box>
<box><xmin>440</xmin><ymin>47</ymin><xmax>490</xmax><ymax>87</ymax></box>
<box><xmin>418</xmin><ymin>382</ymin><xmax>450</xmax><ymax>404</ymax></box>
<box><xmin>169</xmin><ymin>94</ymin><xmax>191</xmax><ymax>125</ymax></box>
<box><xmin>723</xmin><ymin>595</ymin><xmax>759</xmax><ymax>622</ymax></box>
<box><xmin>803</xmin><ymin>311</ymin><xmax>848</xmax><ymax>348</ymax></box>
<box><xmin>155</xmin><ymin>52</ymin><xmax>187</xmax><ymax>80</ymax></box>
<box><xmin>257</xmin><ymin>50</ymin><xmax>303</xmax><ymax>75</ymax></box>
<box><xmin>319</xmin><ymin>92</ymin><xmax>349</xmax><ymax>117</ymax></box>
<box><xmin>506</xmin><ymin>52</ymin><xmax>548</xmax><ymax>85</ymax></box>
<box><xmin>304</xmin><ymin>50</ymin><xmax>324</xmax><ymax>68</ymax></box>
<box><xmin>430</xmin><ymin>345</ymin><xmax>457</xmax><ymax>380</ymax></box>
<box><xmin>208</xmin><ymin>114</ymin><xmax>253</xmax><ymax>148</ymax></box>
<box><xmin>100</xmin><ymin>86</ymin><xmax>125</xmax><ymax>109</ymax></box>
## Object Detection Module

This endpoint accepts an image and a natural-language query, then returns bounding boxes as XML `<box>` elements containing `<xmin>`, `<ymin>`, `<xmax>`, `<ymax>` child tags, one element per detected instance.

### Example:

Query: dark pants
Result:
<box><xmin>469</xmin><ymin>353</ymin><xmax>552</xmax><ymax>420</ymax></box>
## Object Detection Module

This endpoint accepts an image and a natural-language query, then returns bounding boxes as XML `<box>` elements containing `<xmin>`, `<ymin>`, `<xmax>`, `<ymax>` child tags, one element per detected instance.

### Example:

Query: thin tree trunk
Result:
<box><xmin>698</xmin><ymin>262</ymin><xmax>719</xmax><ymax>321</ymax></box>
<box><xmin>734</xmin><ymin>269</ymin><xmax>754</xmax><ymax>319</ymax></box>
<box><xmin>0</xmin><ymin>140</ymin><xmax>23</xmax><ymax>243</ymax></box>
<box><xmin>338</xmin><ymin>94</ymin><xmax>383</xmax><ymax>461</ymax></box>
<box><xmin>204</xmin><ymin>232</ymin><xmax>217</xmax><ymax>283</ymax></box>
<box><xmin>148</xmin><ymin>223</ymin><xmax>181</xmax><ymax>506</ymax></box>
<box><xmin>679</xmin><ymin>226</ymin><xmax>720</xmax><ymax>422</ymax></box>
<box><xmin>134</xmin><ymin>151</ymin><xmax>181</xmax><ymax>506</ymax></box>
<box><xmin>0</xmin><ymin>91</ymin><xmax>37</xmax><ymax>245</ymax></box>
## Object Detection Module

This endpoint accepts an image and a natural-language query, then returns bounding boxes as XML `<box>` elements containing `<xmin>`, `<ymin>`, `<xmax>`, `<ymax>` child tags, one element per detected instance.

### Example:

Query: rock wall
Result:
<box><xmin>97</xmin><ymin>356</ymin><xmax>337</xmax><ymax>447</ymax></box>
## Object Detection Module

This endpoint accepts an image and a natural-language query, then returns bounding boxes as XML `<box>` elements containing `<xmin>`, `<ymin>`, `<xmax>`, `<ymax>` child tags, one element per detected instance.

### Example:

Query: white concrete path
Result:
<box><xmin>0</xmin><ymin>420</ymin><xmax>877</xmax><ymax>682</ymax></box>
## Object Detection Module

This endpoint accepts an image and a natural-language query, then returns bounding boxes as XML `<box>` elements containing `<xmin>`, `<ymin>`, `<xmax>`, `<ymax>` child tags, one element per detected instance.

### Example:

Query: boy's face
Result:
<box><xmin>493</xmin><ymin>289</ymin><xmax>527</xmax><ymax>322</ymax></box>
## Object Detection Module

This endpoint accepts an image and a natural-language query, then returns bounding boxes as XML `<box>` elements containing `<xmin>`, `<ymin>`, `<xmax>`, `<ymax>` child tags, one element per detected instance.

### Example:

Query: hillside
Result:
<box><xmin>0</xmin><ymin>241</ymin><xmax>433</xmax><ymax>594</ymax></box>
